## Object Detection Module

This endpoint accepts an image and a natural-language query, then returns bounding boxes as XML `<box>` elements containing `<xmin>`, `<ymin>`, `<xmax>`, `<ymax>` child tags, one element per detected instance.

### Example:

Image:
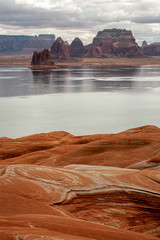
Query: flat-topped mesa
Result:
<box><xmin>50</xmin><ymin>37</ymin><xmax>71</xmax><ymax>62</ymax></box>
<box><xmin>0</xmin><ymin>34</ymin><xmax>55</xmax><ymax>53</ymax></box>
<box><xmin>30</xmin><ymin>49</ymin><xmax>58</xmax><ymax>70</ymax></box>
<box><xmin>69</xmin><ymin>37</ymin><xmax>85</xmax><ymax>57</ymax></box>
<box><xmin>92</xmin><ymin>28</ymin><xmax>136</xmax><ymax>46</ymax></box>
<box><xmin>91</xmin><ymin>28</ymin><xmax>143</xmax><ymax>58</ymax></box>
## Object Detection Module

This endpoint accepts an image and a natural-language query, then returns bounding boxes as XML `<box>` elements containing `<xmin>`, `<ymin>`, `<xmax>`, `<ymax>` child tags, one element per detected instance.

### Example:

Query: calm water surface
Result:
<box><xmin>0</xmin><ymin>65</ymin><xmax>160</xmax><ymax>138</ymax></box>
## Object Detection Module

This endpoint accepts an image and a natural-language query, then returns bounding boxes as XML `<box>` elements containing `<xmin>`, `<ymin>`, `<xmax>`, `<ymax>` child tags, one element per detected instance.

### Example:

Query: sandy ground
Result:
<box><xmin>0</xmin><ymin>53</ymin><xmax>160</xmax><ymax>66</ymax></box>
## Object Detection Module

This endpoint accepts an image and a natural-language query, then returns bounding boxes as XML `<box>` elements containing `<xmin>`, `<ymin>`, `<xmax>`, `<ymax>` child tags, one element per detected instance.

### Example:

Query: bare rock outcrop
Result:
<box><xmin>0</xmin><ymin>34</ymin><xmax>55</xmax><ymax>54</ymax></box>
<box><xmin>0</xmin><ymin>126</ymin><xmax>160</xmax><ymax>239</ymax></box>
<box><xmin>141</xmin><ymin>43</ymin><xmax>160</xmax><ymax>56</ymax></box>
<box><xmin>69</xmin><ymin>37</ymin><xmax>85</xmax><ymax>57</ymax></box>
<box><xmin>89</xmin><ymin>28</ymin><xmax>143</xmax><ymax>58</ymax></box>
<box><xmin>113</xmin><ymin>42</ymin><xmax>143</xmax><ymax>57</ymax></box>
<box><xmin>50</xmin><ymin>37</ymin><xmax>71</xmax><ymax>62</ymax></box>
<box><xmin>92</xmin><ymin>28</ymin><xmax>136</xmax><ymax>46</ymax></box>
<box><xmin>84</xmin><ymin>46</ymin><xmax>102</xmax><ymax>57</ymax></box>
<box><xmin>30</xmin><ymin>49</ymin><xmax>58</xmax><ymax>70</ymax></box>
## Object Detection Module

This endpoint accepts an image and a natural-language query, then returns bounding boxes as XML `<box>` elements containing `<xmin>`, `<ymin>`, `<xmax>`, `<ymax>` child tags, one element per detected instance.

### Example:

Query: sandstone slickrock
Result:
<box><xmin>70</xmin><ymin>38</ymin><xmax>85</xmax><ymax>57</ymax></box>
<box><xmin>0</xmin><ymin>125</ymin><xmax>160</xmax><ymax>239</ymax></box>
<box><xmin>141</xmin><ymin>43</ymin><xmax>160</xmax><ymax>56</ymax></box>
<box><xmin>30</xmin><ymin>49</ymin><xmax>58</xmax><ymax>70</ymax></box>
<box><xmin>50</xmin><ymin>37</ymin><xmax>71</xmax><ymax>62</ymax></box>
<box><xmin>0</xmin><ymin>34</ymin><xmax>55</xmax><ymax>53</ymax></box>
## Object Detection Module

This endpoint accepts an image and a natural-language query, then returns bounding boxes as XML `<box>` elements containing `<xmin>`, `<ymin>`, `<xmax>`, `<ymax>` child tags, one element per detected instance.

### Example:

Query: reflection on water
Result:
<box><xmin>0</xmin><ymin>65</ymin><xmax>160</xmax><ymax>97</ymax></box>
<box><xmin>32</xmin><ymin>70</ymin><xmax>51</xmax><ymax>84</ymax></box>
<box><xmin>31</xmin><ymin>65</ymin><xmax>160</xmax><ymax>94</ymax></box>
<box><xmin>0</xmin><ymin>65</ymin><xmax>160</xmax><ymax>138</ymax></box>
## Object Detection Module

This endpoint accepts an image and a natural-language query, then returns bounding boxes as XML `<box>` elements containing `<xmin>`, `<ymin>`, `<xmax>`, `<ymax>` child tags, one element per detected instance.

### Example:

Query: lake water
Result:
<box><xmin>0</xmin><ymin>65</ymin><xmax>160</xmax><ymax>138</ymax></box>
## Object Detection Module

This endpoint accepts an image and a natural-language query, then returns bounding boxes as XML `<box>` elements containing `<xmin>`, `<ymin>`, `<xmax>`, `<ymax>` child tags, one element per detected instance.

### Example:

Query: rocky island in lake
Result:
<box><xmin>30</xmin><ymin>49</ymin><xmax>59</xmax><ymax>70</ymax></box>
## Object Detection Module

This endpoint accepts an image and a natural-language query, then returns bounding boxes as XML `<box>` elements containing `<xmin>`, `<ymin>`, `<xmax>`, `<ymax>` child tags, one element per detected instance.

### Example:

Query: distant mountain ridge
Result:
<box><xmin>1</xmin><ymin>29</ymin><xmax>152</xmax><ymax>58</ymax></box>
<box><xmin>0</xmin><ymin>34</ymin><xmax>55</xmax><ymax>53</ymax></box>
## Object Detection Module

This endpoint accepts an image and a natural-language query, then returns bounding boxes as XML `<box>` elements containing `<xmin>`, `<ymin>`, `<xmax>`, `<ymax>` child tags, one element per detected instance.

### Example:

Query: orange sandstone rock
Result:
<box><xmin>0</xmin><ymin>126</ymin><xmax>160</xmax><ymax>239</ymax></box>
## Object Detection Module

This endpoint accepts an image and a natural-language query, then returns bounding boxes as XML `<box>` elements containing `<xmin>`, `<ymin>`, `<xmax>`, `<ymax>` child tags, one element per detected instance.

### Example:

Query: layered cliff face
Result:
<box><xmin>70</xmin><ymin>37</ymin><xmax>85</xmax><ymax>57</ymax></box>
<box><xmin>0</xmin><ymin>34</ymin><xmax>55</xmax><ymax>53</ymax></box>
<box><xmin>141</xmin><ymin>43</ymin><xmax>160</xmax><ymax>56</ymax></box>
<box><xmin>92</xmin><ymin>28</ymin><xmax>136</xmax><ymax>45</ymax></box>
<box><xmin>50</xmin><ymin>37</ymin><xmax>71</xmax><ymax>61</ymax></box>
<box><xmin>0</xmin><ymin>125</ymin><xmax>160</xmax><ymax>240</ymax></box>
<box><xmin>90</xmin><ymin>28</ymin><xmax>143</xmax><ymax>58</ymax></box>
<box><xmin>84</xmin><ymin>46</ymin><xmax>102</xmax><ymax>57</ymax></box>
<box><xmin>30</xmin><ymin>49</ymin><xmax>58</xmax><ymax>70</ymax></box>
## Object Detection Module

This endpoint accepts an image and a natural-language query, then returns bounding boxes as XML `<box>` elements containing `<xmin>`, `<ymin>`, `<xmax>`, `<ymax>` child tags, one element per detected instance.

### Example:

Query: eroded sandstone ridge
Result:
<box><xmin>30</xmin><ymin>49</ymin><xmax>58</xmax><ymax>70</ymax></box>
<box><xmin>0</xmin><ymin>125</ymin><xmax>160</xmax><ymax>240</ymax></box>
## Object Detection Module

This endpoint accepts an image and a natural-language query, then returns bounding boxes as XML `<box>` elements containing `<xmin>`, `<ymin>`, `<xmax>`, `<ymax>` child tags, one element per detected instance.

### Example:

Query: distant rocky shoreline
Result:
<box><xmin>0</xmin><ymin>28</ymin><xmax>160</xmax><ymax>69</ymax></box>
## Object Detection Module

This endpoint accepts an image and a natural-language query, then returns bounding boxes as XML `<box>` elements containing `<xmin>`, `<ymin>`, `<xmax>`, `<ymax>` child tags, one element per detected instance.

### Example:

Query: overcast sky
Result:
<box><xmin>0</xmin><ymin>0</ymin><xmax>160</xmax><ymax>45</ymax></box>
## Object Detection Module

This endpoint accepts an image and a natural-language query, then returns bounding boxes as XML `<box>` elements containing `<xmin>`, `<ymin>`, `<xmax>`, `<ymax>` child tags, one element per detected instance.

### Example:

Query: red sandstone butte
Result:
<box><xmin>30</xmin><ymin>49</ymin><xmax>58</xmax><ymax>70</ymax></box>
<box><xmin>0</xmin><ymin>125</ymin><xmax>160</xmax><ymax>239</ymax></box>
<box><xmin>50</xmin><ymin>37</ymin><xmax>71</xmax><ymax>62</ymax></box>
<box><xmin>89</xmin><ymin>28</ymin><xmax>143</xmax><ymax>58</ymax></box>
<box><xmin>69</xmin><ymin>37</ymin><xmax>85</xmax><ymax>57</ymax></box>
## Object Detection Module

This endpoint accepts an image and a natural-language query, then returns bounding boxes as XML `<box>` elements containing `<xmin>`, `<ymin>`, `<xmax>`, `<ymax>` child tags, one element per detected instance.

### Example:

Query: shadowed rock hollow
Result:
<box><xmin>0</xmin><ymin>125</ymin><xmax>160</xmax><ymax>239</ymax></box>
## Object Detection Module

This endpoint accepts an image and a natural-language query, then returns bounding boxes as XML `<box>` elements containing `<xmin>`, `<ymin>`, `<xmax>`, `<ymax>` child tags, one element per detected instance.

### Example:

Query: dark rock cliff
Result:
<box><xmin>30</xmin><ymin>49</ymin><xmax>58</xmax><ymax>70</ymax></box>
<box><xmin>69</xmin><ymin>38</ymin><xmax>85</xmax><ymax>57</ymax></box>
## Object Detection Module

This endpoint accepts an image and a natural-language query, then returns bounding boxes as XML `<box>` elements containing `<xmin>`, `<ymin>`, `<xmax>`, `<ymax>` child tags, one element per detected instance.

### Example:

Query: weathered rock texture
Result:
<box><xmin>0</xmin><ymin>125</ymin><xmax>160</xmax><ymax>239</ymax></box>
<box><xmin>50</xmin><ymin>37</ymin><xmax>71</xmax><ymax>62</ymax></box>
<box><xmin>141</xmin><ymin>43</ymin><xmax>160</xmax><ymax>56</ymax></box>
<box><xmin>30</xmin><ymin>49</ymin><xmax>58</xmax><ymax>70</ymax></box>
<box><xmin>69</xmin><ymin>38</ymin><xmax>85</xmax><ymax>57</ymax></box>
<box><xmin>90</xmin><ymin>28</ymin><xmax>143</xmax><ymax>58</ymax></box>
<box><xmin>84</xmin><ymin>46</ymin><xmax>102</xmax><ymax>57</ymax></box>
<box><xmin>0</xmin><ymin>34</ymin><xmax>55</xmax><ymax>53</ymax></box>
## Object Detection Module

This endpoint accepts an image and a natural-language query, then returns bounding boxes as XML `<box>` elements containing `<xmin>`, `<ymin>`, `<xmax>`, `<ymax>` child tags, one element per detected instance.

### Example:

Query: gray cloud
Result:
<box><xmin>132</xmin><ymin>16</ymin><xmax>160</xmax><ymax>24</ymax></box>
<box><xmin>0</xmin><ymin>0</ymin><xmax>160</xmax><ymax>44</ymax></box>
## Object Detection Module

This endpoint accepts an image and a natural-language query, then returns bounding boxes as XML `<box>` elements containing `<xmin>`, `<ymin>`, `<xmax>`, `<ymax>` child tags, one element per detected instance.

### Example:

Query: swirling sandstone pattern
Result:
<box><xmin>0</xmin><ymin>125</ymin><xmax>160</xmax><ymax>240</ymax></box>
